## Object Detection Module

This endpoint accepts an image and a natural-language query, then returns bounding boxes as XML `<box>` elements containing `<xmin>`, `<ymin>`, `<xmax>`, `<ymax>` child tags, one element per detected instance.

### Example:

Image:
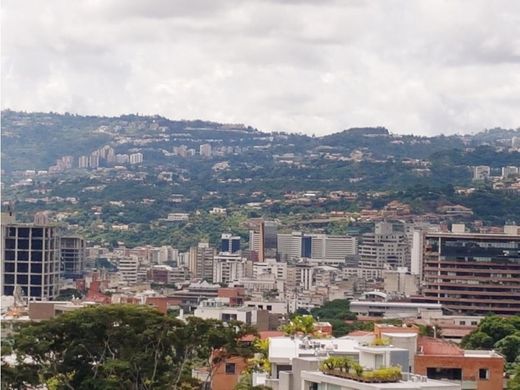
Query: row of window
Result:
<box><xmin>5</xmin><ymin>238</ymin><xmax>56</xmax><ymax>250</ymax></box>
<box><xmin>4</xmin><ymin>251</ymin><xmax>57</xmax><ymax>261</ymax></box>
<box><xmin>3</xmin><ymin>286</ymin><xmax>54</xmax><ymax>297</ymax></box>
<box><xmin>4</xmin><ymin>263</ymin><xmax>58</xmax><ymax>272</ymax></box>
<box><xmin>6</xmin><ymin>227</ymin><xmax>56</xmax><ymax>238</ymax></box>
<box><xmin>3</xmin><ymin>274</ymin><xmax>56</xmax><ymax>285</ymax></box>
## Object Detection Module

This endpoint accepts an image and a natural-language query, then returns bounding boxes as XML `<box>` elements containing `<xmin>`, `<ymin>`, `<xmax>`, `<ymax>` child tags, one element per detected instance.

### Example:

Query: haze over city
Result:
<box><xmin>2</xmin><ymin>0</ymin><xmax>520</xmax><ymax>135</ymax></box>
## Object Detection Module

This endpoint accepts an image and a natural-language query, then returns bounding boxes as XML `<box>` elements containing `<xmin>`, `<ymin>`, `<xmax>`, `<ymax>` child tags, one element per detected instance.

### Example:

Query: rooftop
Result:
<box><xmin>302</xmin><ymin>371</ymin><xmax>461</xmax><ymax>389</ymax></box>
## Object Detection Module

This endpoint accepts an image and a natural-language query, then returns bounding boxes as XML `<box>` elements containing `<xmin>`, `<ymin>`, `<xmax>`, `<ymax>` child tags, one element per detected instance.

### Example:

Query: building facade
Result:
<box><xmin>2</xmin><ymin>221</ymin><xmax>61</xmax><ymax>301</ymax></box>
<box><xmin>413</xmin><ymin>227</ymin><xmax>520</xmax><ymax>315</ymax></box>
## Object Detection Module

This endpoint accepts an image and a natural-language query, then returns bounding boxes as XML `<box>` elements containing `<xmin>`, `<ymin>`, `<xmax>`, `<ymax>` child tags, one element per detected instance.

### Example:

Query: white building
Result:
<box><xmin>118</xmin><ymin>256</ymin><xmax>139</xmax><ymax>284</ymax></box>
<box><xmin>199</xmin><ymin>143</ymin><xmax>212</xmax><ymax>157</ymax></box>
<box><xmin>311</xmin><ymin>234</ymin><xmax>357</xmax><ymax>260</ymax></box>
<box><xmin>212</xmin><ymin>253</ymin><xmax>247</xmax><ymax>284</ymax></box>
<box><xmin>472</xmin><ymin>165</ymin><xmax>490</xmax><ymax>181</ymax></box>
<box><xmin>358</xmin><ymin>222</ymin><xmax>409</xmax><ymax>269</ymax></box>
<box><xmin>129</xmin><ymin>152</ymin><xmax>143</xmax><ymax>164</ymax></box>
<box><xmin>502</xmin><ymin>165</ymin><xmax>519</xmax><ymax>178</ymax></box>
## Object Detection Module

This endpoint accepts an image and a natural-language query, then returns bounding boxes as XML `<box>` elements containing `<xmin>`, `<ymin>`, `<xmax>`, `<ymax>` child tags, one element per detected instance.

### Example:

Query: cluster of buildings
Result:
<box><xmin>172</xmin><ymin>143</ymin><xmax>243</xmax><ymax>158</ymax></box>
<box><xmin>204</xmin><ymin>323</ymin><xmax>504</xmax><ymax>390</ymax></box>
<box><xmin>1</xmin><ymin>211</ymin><xmax>518</xmax><ymax>389</ymax></box>
<box><xmin>3</xmin><ymin>209</ymin><xmax>519</xmax><ymax>320</ymax></box>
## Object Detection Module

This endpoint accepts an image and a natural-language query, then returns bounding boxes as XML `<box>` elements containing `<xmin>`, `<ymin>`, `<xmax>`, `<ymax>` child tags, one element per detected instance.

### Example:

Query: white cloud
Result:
<box><xmin>2</xmin><ymin>0</ymin><xmax>520</xmax><ymax>135</ymax></box>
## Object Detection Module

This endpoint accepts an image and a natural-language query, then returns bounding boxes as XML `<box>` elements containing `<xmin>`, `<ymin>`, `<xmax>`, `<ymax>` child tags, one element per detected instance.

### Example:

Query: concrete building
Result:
<box><xmin>277</xmin><ymin>232</ymin><xmax>311</xmax><ymax>261</ymax></box>
<box><xmin>249</xmin><ymin>221</ymin><xmax>265</xmax><ymax>261</ymax></box>
<box><xmin>188</xmin><ymin>242</ymin><xmax>216</xmax><ymax>282</ymax></box>
<box><xmin>412</xmin><ymin>225</ymin><xmax>520</xmax><ymax>315</ymax></box>
<box><xmin>299</xmin><ymin>370</ymin><xmax>460</xmax><ymax>390</ymax></box>
<box><xmin>199</xmin><ymin>143</ymin><xmax>212</xmax><ymax>157</ymax></box>
<box><xmin>221</xmin><ymin>233</ymin><xmax>241</xmax><ymax>253</ymax></box>
<box><xmin>213</xmin><ymin>253</ymin><xmax>247</xmax><ymax>284</ymax></box>
<box><xmin>2</xmin><ymin>217</ymin><xmax>61</xmax><ymax>301</ymax></box>
<box><xmin>129</xmin><ymin>152</ymin><xmax>143</xmax><ymax>164</ymax></box>
<box><xmin>383</xmin><ymin>268</ymin><xmax>419</xmax><ymax>297</ymax></box>
<box><xmin>358</xmin><ymin>222</ymin><xmax>409</xmax><ymax>269</ymax></box>
<box><xmin>472</xmin><ymin>165</ymin><xmax>490</xmax><ymax>181</ymax></box>
<box><xmin>415</xmin><ymin>337</ymin><xmax>504</xmax><ymax>390</ymax></box>
<box><xmin>349</xmin><ymin>300</ymin><xmax>443</xmax><ymax>319</ymax></box>
<box><xmin>60</xmin><ymin>235</ymin><xmax>85</xmax><ymax>278</ymax></box>
<box><xmin>502</xmin><ymin>165</ymin><xmax>519</xmax><ymax>178</ymax></box>
<box><xmin>118</xmin><ymin>256</ymin><xmax>139</xmax><ymax>284</ymax></box>
<box><xmin>311</xmin><ymin>234</ymin><xmax>357</xmax><ymax>260</ymax></box>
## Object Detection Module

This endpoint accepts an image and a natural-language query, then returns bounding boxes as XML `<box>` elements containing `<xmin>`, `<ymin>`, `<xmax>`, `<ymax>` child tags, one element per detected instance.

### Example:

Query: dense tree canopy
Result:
<box><xmin>1</xmin><ymin>304</ymin><xmax>256</xmax><ymax>389</ymax></box>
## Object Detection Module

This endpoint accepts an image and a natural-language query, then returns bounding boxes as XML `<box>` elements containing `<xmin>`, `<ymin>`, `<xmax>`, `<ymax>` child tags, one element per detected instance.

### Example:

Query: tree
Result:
<box><xmin>1</xmin><ymin>304</ymin><xmax>256</xmax><ymax>389</ymax></box>
<box><xmin>495</xmin><ymin>333</ymin><xmax>520</xmax><ymax>364</ymax></box>
<box><xmin>281</xmin><ymin>315</ymin><xmax>316</xmax><ymax>336</ymax></box>
<box><xmin>507</xmin><ymin>363</ymin><xmax>520</xmax><ymax>390</ymax></box>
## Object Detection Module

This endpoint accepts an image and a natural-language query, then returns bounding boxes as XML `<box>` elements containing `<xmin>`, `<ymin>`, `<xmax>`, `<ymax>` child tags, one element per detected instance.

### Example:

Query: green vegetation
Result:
<box><xmin>1</xmin><ymin>304</ymin><xmax>257</xmax><ymax>389</ymax></box>
<box><xmin>320</xmin><ymin>356</ymin><xmax>401</xmax><ymax>383</ymax></box>
<box><xmin>461</xmin><ymin>315</ymin><xmax>520</xmax><ymax>386</ymax></box>
<box><xmin>281</xmin><ymin>315</ymin><xmax>316</xmax><ymax>336</ymax></box>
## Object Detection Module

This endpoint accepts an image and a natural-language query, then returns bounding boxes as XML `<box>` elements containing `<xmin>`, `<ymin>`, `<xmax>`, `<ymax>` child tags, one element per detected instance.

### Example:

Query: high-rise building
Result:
<box><xmin>472</xmin><ymin>165</ymin><xmax>490</xmax><ymax>181</ymax></box>
<box><xmin>412</xmin><ymin>224</ymin><xmax>520</xmax><ymax>315</ymax></box>
<box><xmin>60</xmin><ymin>236</ymin><xmax>85</xmax><ymax>278</ymax></box>
<box><xmin>118</xmin><ymin>256</ymin><xmax>139</xmax><ymax>284</ymax></box>
<box><xmin>129</xmin><ymin>152</ymin><xmax>143</xmax><ymax>164</ymax></box>
<box><xmin>189</xmin><ymin>242</ymin><xmax>216</xmax><ymax>282</ymax></box>
<box><xmin>277</xmin><ymin>232</ymin><xmax>357</xmax><ymax>262</ymax></box>
<box><xmin>310</xmin><ymin>234</ymin><xmax>357</xmax><ymax>260</ymax></box>
<box><xmin>277</xmin><ymin>232</ymin><xmax>308</xmax><ymax>261</ymax></box>
<box><xmin>358</xmin><ymin>222</ymin><xmax>409</xmax><ymax>269</ymax></box>
<box><xmin>213</xmin><ymin>253</ymin><xmax>247</xmax><ymax>284</ymax></box>
<box><xmin>199</xmin><ymin>143</ymin><xmax>212</xmax><ymax>157</ymax></box>
<box><xmin>502</xmin><ymin>166</ymin><xmax>519</xmax><ymax>179</ymax></box>
<box><xmin>78</xmin><ymin>155</ymin><xmax>89</xmax><ymax>169</ymax></box>
<box><xmin>249</xmin><ymin>221</ymin><xmax>265</xmax><ymax>261</ymax></box>
<box><xmin>263</xmin><ymin>221</ymin><xmax>278</xmax><ymax>257</ymax></box>
<box><xmin>221</xmin><ymin>233</ymin><xmax>241</xmax><ymax>253</ymax></box>
<box><xmin>89</xmin><ymin>151</ymin><xmax>100</xmax><ymax>169</ymax></box>
<box><xmin>2</xmin><ymin>217</ymin><xmax>61</xmax><ymax>300</ymax></box>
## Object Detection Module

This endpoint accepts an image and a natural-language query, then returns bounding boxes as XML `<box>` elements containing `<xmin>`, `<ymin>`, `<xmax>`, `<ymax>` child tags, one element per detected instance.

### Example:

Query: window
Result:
<box><xmin>471</xmin><ymin>321</ymin><xmax>478</xmax><ymax>326</ymax></box>
<box><xmin>460</xmin><ymin>321</ymin><xmax>466</xmax><ymax>325</ymax></box>
<box><xmin>479</xmin><ymin>368</ymin><xmax>489</xmax><ymax>380</ymax></box>
<box><xmin>225</xmin><ymin>363</ymin><xmax>236</xmax><ymax>374</ymax></box>
<box><xmin>17</xmin><ymin>262</ymin><xmax>29</xmax><ymax>273</ymax></box>
<box><xmin>427</xmin><ymin>367</ymin><xmax>462</xmax><ymax>380</ymax></box>
<box><xmin>267</xmin><ymin>305</ymin><xmax>272</xmax><ymax>310</ymax></box>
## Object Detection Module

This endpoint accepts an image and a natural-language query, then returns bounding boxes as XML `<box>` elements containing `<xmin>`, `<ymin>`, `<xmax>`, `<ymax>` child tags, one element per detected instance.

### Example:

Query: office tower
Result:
<box><xmin>199</xmin><ymin>143</ymin><xmax>212</xmax><ymax>157</ymax></box>
<box><xmin>358</xmin><ymin>222</ymin><xmax>409</xmax><ymax>269</ymax></box>
<box><xmin>2</xmin><ymin>218</ymin><xmax>60</xmax><ymax>300</ymax></box>
<box><xmin>60</xmin><ymin>236</ymin><xmax>85</xmax><ymax>279</ymax></box>
<box><xmin>189</xmin><ymin>242</ymin><xmax>216</xmax><ymax>282</ymax></box>
<box><xmin>249</xmin><ymin>221</ymin><xmax>265</xmax><ymax>261</ymax></box>
<box><xmin>310</xmin><ymin>234</ymin><xmax>357</xmax><ymax>260</ymax></box>
<box><xmin>277</xmin><ymin>232</ymin><xmax>357</xmax><ymax>262</ymax></box>
<box><xmin>221</xmin><ymin>233</ymin><xmax>241</xmax><ymax>253</ymax></box>
<box><xmin>263</xmin><ymin>221</ymin><xmax>278</xmax><ymax>257</ymax></box>
<box><xmin>412</xmin><ymin>224</ymin><xmax>520</xmax><ymax>315</ymax></box>
<box><xmin>277</xmin><ymin>232</ymin><xmax>308</xmax><ymax>261</ymax></box>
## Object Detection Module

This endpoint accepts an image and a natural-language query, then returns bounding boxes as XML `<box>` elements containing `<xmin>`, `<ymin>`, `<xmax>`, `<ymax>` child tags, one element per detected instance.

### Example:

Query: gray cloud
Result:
<box><xmin>2</xmin><ymin>0</ymin><xmax>520</xmax><ymax>135</ymax></box>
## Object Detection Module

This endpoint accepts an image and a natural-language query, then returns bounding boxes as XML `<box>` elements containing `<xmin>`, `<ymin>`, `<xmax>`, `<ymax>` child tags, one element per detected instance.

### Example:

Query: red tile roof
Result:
<box><xmin>418</xmin><ymin>336</ymin><xmax>463</xmax><ymax>356</ymax></box>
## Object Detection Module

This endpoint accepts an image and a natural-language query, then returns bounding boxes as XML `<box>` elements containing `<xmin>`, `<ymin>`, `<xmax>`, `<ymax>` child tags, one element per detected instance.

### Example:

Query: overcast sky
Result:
<box><xmin>2</xmin><ymin>0</ymin><xmax>520</xmax><ymax>136</ymax></box>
